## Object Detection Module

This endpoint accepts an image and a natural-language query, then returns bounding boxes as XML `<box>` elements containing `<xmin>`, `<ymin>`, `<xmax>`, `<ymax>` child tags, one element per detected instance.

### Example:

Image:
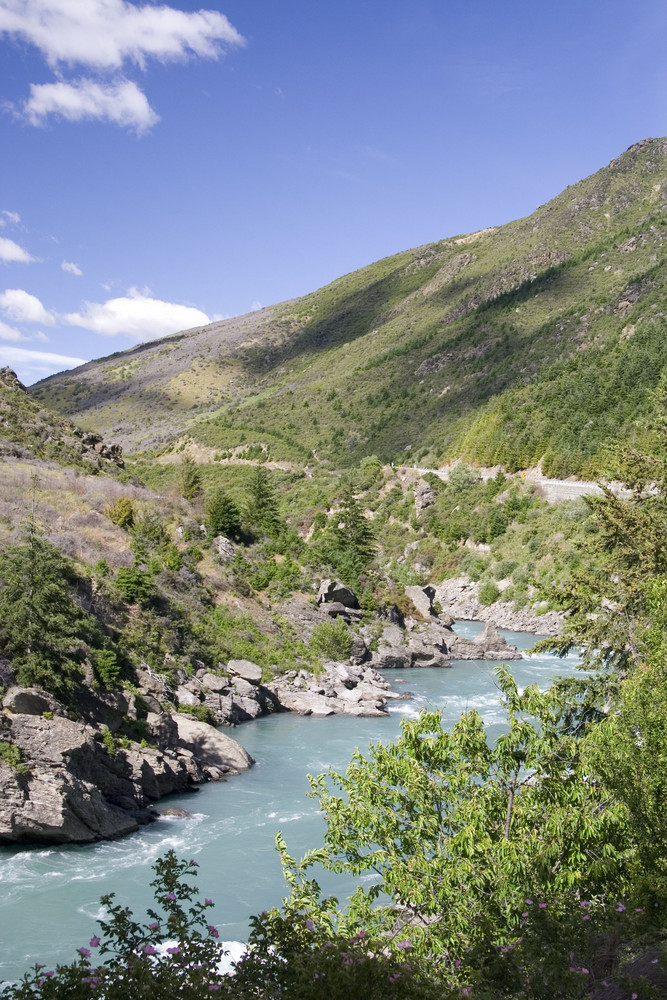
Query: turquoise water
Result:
<box><xmin>0</xmin><ymin>624</ymin><xmax>577</xmax><ymax>980</ymax></box>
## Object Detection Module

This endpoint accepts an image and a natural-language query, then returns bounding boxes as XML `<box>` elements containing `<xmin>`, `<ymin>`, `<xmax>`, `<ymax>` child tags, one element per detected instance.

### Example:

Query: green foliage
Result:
<box><xmin>104</xmin><ymin>496</ymin><xmax>135</xmax><ymax>529</ymax></box>
<box><xmin>205</xmin><ymin>488</ymin><xmax>241</xmax><ymax>539</ymax></box>
<box><xmin>0</xmin><ymin>520</ymin><xmax>96</xmax><ymax>700</ymax></box>
<box><xmin>478</xmin><ymin>580</ymin><xmax>501</xmax><ymax>605</ymax></box>
<box><xmin>0</xmin><ymin>740</ymin><xmax>24</xmax><ymax>769</ymax></box>
<box><xmin>176</xmin><ymin>703</ymin><xmax>216</xmax><ymax>725</ymax></box>
<box><xmin>94</xmin><ymin>648</ymin><xmax>121</xmax><ymax>688</ymax></box>
<box><xmin>245</xmin><ymin>465</ymin><xmax>281</xmax><ymax>537</ymax></box>
<box><xmin>179</xmin><ymin>455</ymin><xmax>202</xmax><ymax>501</ymax></box>
<box><xmin>310</xmin><ymin>618</ymin><xmax>353</xmax><ymax>661</ymax></box>
<box><xmin>0</xmin><ymin>853</ymin><xmax>226</xmax><ymax>1000</ymax></box>
<box><xmin>114</xmin><ymin>566</ymin><xmax>154</xmax><ymax>605</ymax></box>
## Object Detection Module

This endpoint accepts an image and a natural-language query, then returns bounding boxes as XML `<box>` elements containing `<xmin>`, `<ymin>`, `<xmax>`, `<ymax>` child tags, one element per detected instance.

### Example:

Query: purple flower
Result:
<box><xmin>164</xmin><ymin>893</ymin><xmax>177</xmax><ymax>902</ymax></box>
<box><xmin>580</xmin><ymin>900</ymin><xmax>591</xmax><ymax>908</ymax></box>
<box><xmin>617</xmin><ymin>903</ymin><xmax>626</xmax><ymax>912</ymax></box>
<box><xmin>207</xmin><ymin>925</ymin><xmax>219</xmax><ymax>939</ymax></box>
<box><xmin>143</xmin><ymin>944</ymin><xmax>157</xmax><ymax>956</ymax></box>
<box><xmin>208</xmin><ymin>986</ymin><xmax>221</xmax><ymax>992</ymax></box>
<box><xmin>189</xmin><ymin>859</ymin><xmax>199</xmax><ymax>866</ymax></box>
<box><xmin>78</xmin><ymin>947</ymin><xmax>91</xmax><ymax>959</ymax></box>
<box><xmin>538</xmin><ymin>902</ymin><xmax>547</xmax><ymax>909</ymax></box>
<box><xmin>521</xmin><ymin>912</ymin><xmax>528</xmax><ymax>917</ymax></box>
<box><xmin>205</xmin><ymin>899</ymin><xmax>214</xmax><ymax>906</ymax></box>
<box><xmin>525</xmin><ymin>899</ymin><xmax>533</xmax><ymax>905</ymax></box>
<box><xmin>89</xmin><ymin>937</ymin><xmax>101</xmax><ymax>948</ymax></box>
<box><xmin>305</xmin><ymin>919</ymin><xmax>315</xmax><ymax>930</ymax></box>
<box><xmin>582</xmin><ymin>915</ymin><xmax>590</xmax><ymax>921</ymax></box>
<box><xmin>148</xmin><ymin>922</ymin><xmax>159</xmax><ymax>931</ymax></box>
<box><xmin>397</xmin><ymin>940</ymin><xmax>411</xmax><ymax>950</ymax></box>
<box><xmin>354</xmin><ymin>930</ymin><xmax>366</xmax><ymax>939</ymax></box>
<box><xmin>167</xmin><ymin>946</ymin><xmax>181</xmax><ymax>955</ymax></box>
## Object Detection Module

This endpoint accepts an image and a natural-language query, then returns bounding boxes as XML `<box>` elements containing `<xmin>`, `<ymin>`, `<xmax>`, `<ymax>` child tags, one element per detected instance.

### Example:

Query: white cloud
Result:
<box><xmin>0</xmin><ymin>0</ymin><xmax>244</xmax><ymax>70</ymax></box>
<box><xmin>0</xmin><ymin>288</ymin><xmax>55</xmax><ymax>325</ymax></box>
<box><xmin>0</xmin><ymin>210</ymin><xmax>20</xmax><ymax>226</ymax></box>
<box><xmin>0</xmin><ymin>237</ymin><xmax>34</xmax><ymax>263</ymax></box>
<box><xmin>65</xmin><ymin>288</ymin><xmax>210</xmax><ymax>339</ymax></box>
<box><xmin>0</xmin><ymin>346</ymin><xmax>86</xmax><ymax>380</ymax></box>
<box><xmin>61</xmin><ymin>259</ymin><xmax>83</xmax><ymax>276</ymax></box>
<box><xmin>250</xmin><ymin>300</ymin><xmax>263</xmax><ymax>312</ymax></box>
<box><xmin>0</xmin><ymin>319</ymin><xmax>26</xmax><ymax>341</ymax></box>
<box><xmin>34</xmin><ymin>331</ymin><xmax>50</xmax><ymax>342</ymax></box>
<box><xmin>23</xmin><ymin>77</ymin><xmax>159</xmax><ymax>133</ymax></box>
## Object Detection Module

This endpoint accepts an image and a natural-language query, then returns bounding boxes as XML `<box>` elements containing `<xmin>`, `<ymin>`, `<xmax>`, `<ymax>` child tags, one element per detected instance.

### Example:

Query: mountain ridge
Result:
<box><xmin>31</xmin><ymin>137</ymin><xmax>667</xmax><ymax>477</ymax></box>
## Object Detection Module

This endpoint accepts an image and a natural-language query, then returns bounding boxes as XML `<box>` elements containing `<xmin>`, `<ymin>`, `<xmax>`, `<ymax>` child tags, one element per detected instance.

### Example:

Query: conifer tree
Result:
<box><xmin>335</xmin><ymin>487</ymin><xmax>375</xmax><ymax>564</ymax></box>
<box><xmin>0</xmin><ymin>519</ymin><xmax>94</xmax><ymax>699</ymax></box>
<box><xmin>180</xmin><ymin>455</ymin><xmax>202</xmax><ymax>502</ymax></box>
<box><xmin>246</xmin><ymin>465</ymin><xmax>280</xmax><ymax>537</ymax></box>
<box><xmin>206</xmin><ymin>488</ymin><xmax>241</xmax><ymax>539</ymax></box>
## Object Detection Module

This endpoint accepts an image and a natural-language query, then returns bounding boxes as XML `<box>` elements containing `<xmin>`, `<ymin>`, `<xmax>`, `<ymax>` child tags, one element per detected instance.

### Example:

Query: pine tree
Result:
<box><xmin>335</xmin><ymin>487</ymin><xmax>375</xmax><ymax>564</ymax></box>
<box><xmin>180</xmin><ymin>456</ymin><xmax>202</xmax><ymax>502</ymax></box>
<box><xmin>0</xmin><ymin>519</ymin><xmax>94</xmax><ymax>699</ymax></box>
<box><xmin>206</xmin><ymin>489</ymin><xmax>241</xmax><ymax>539</ymax></box>
<box><xmin>246</xmin><ymin>465</ymin><xmax>280</xmax><ymax>537</ymax></box>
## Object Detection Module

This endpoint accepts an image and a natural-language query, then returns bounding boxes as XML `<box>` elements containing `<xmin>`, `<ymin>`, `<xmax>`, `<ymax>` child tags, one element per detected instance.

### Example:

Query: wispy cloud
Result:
<box><xmin>0</xmin><ymin>288</ymin><xmax>55</xmax><ymax>324</ymax></box>
<box><xmin>65</xmin><ymin>287</ymin><xmax>210</xmax><ymax>339</ymax></box>
<box><xmin>0</xmin><ymin>318</ymin><xmax>26</xmax><ymax>341</ymax></box>
<box><xmin>24</xmin><ymin>77</ymin><xmax>159</xmax><ymax>133</ymax></box>
<box><xmin>0</xmin><ymin>0</ymin><xmax>244</xmax><ymax>132</ymax></box>
<box><xmin>0</xmin><ymin>210</ymin><xmax>20</xmax><ymax>226</ymax></box>
<box><xmin>61</xmin><ymin>259</ymin><xmax>82</xmax><ymax>276</ymax></box>
<box><xmin>0</xmin><ymin>237</ymin><xmax>34</xmax><ymax>263</ymax></box>
<box><xmin>0</xmin><ymin>346</ymin><xmax>86</xmax><ymax>380</ymax></box>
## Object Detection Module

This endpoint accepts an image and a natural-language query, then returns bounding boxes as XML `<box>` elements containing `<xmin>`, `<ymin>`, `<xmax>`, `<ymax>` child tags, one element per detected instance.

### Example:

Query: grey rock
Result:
<box><xmin>373</xmin><ymin>647</ymin><xmax>414</xmax><ymax>669</ymax></box>
<box><xmin>227</xmin><ymin>659</ymin><xmax>263</xmax><ymax>685</ymax></box>
<box><xmin>173</xmin><ymin>715</ymin><xmax>254</xmax><ymax>774</ymax></box>
<box><xmin>212</xmin><ymin>535</ymin><xmax>236</xmax><ymax>563</ymax></box>
<box><xmin>160</xmin><ymin>807</ymin><xmax>192</xmax><ymax>818</ymax></box>
<box><xmin>201</xmin><ymin>672</ymin><xmax>229</xmax><ymax>693</ymax></box>
<box><xmin>232</xmin><ymin>677</ymin><xmax>256</xmax><ymax>698</ymax></box>
<box><xmin>349</xmin><ymin>635</ymin><xmax>370</xmax><ymax>665</ymax></box>
<box><xmin>176</xmin><ymin>686</ymin><xmax>201</xmax><ymax>707</ymax></box>
<box><xmin>316</xmin><ymin>578</ymin><xmax>359</xmax><ymax>609</ymax></box>
<box><xmin>414</xmin><ymin>479</ymin><xmax>436</xmax><ymax>514</ymax></box>
<box><xmin>405</xmin><ymin>585</ymin><xmax>438</xmax><ymax>619</ymax></box>
<box><xmin>2</xmin><ymin>687</ymin><xmax>64</xmax><ymax>717</ymax></box>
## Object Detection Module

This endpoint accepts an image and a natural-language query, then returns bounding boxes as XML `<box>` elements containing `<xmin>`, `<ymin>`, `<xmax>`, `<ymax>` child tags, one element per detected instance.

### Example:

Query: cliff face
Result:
<box><xmin>0</xmin><ymin>688</ymin><xmax>253</xmax><ymax>844</ymax></box>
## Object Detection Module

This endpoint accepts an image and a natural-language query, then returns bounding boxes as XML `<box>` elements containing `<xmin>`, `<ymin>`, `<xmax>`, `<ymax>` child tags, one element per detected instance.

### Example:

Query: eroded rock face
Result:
<box><xmin>0</xmin><ymin>709</ymin><xmax>253</xmax><ymax>845</ymax></box>
<box><xmin>2</xmin><ymin>686</ymin><xmax>65</xmax><ymax>717</ymax></box>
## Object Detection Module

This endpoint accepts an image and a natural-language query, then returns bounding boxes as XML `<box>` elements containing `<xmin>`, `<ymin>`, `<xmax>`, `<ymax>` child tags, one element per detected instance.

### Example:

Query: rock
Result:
<box><xmin>231</xmin><ymin>677</ymin><xmax>256</xmax><ymax>698</ymax></box>
<box><xmin>433</xmin><ymin>576</ymin><xmax>563</xmax><ymax>635</ymax></box>
<box><xmin>212</xmin><ymin>535</ymin><xmax>236</xmax><ymax>563</ymax></box>
<box><xmin>160</xmin><ymin>807</ymin><xmax>192</xmax><ymax>818</ymax></box>
<box><xmin>227</xmin><ymin>659</ymin><xmax>263</xmax><ymax>685</ymax></box>
<box><xmin>349</xmin><ymin>635</ymin><xmax>370</xmax><ymax>665</ymax></box>
<box><xmin>2</xmin><ymin>687</ymin><xmax>64</xmax><ymax>717</ymax></box>
<box><xmin>373</xmin><ymin>647</ymin><xmax>413</xmax><ymax>670</ymax></box>
<box><xmin>268</xmin><ymin>659</ymin><xmax>396</xmax><ymax>717</ymax></box>
<box><xmin>176</xmin><ymin>686</ymin><xmax>201</xmax><ymax>707</ymax></box>
<box><xmin>173</xmin><ymin>715</ymin><xmax>254</xmax><ymax>774</ymax></box>
<box><xmin>201</xmin><ymin>672</ymin><xmax>229</xmax><ymax>693</ymax></box>
<box><xmin>474</xmin><ymin>623</ymin><xmax>522</xmax><ymax>660</ymax></box>
<box><xmin>405</xmin><ymin>585</ymin><xmax>438</xmax><ymax>619</ymax></box>
<box><xmin>414</xmin><ymin>479</ymin><xmax>436</xmax><ymax>514</ymax></box>
<box><xmin>380</xmin><ymin>624</ymin><xmax>405</xmax><ymax>647</ymax></box>
<box><xmin>316</xmin><ymin>578</ymin><xmax>359</xmax><ymax>609</ymax></box>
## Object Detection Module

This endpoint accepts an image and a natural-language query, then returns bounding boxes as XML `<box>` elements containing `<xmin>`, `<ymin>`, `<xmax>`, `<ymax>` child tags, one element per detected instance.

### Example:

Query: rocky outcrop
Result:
<box><xmin>268</xmin><ymin>661</ymin><xmax>399</xmax><ymax>717</ymax></box>
<box><xmin>0</xmin><ymin>703</ymin><xmax>253</xmax><ymax>845</ymax></box>
<box><xmin>317</xmin><ymin>579</ymin><xmax>359</xmax><ymax>609</ymax></box>
<box><xmin>433</xmin><ymin>576</ymin><xmax>564</xmax><ymax>635</ymax></box>
<box><xmin>367</xmin><ymin>617</ymin><xmax>521</xmax><ymax>667</ymax></box>
<box><xmin>170</xmin><ymin>660</ymin><xmax>282</xmax><ymax>727</ymax></box>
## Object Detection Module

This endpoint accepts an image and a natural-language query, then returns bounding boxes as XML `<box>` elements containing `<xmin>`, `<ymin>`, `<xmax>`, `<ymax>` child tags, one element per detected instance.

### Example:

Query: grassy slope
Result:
<box><xmin>32</xmin><ymin>138</ymin><xmax>667</xmax><ymax>477</ymax></box>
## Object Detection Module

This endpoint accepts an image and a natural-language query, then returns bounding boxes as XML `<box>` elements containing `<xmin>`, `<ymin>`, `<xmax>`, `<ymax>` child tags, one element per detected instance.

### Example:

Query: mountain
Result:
<box><xmin>32</xmin><ymin>137</ymin><xmax>667</xmax><ymax>477</ymax></box>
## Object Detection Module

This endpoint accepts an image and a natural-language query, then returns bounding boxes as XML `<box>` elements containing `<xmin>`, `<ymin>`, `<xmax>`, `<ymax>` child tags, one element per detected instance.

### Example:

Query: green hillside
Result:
<box><xmin>32</xmin><ymin>137</ymin><xmax>667</xmax><ymax>476</ymax></box>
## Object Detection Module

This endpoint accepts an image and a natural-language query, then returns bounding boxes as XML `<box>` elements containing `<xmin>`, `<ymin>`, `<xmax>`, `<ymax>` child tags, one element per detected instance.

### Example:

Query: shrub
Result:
<box><xmin>104</xmin><ymin>496</ymin><xmax>135</xmax><ymax>529</ymax></box>
<box><xmin>478</xmin><ymin>580</ymin><xmax>501</xmax><ymax>605</ymax></box>
<box><xmin>310</xmin><ymin>618</ymin><xmax>353</xmax><ymax>660</ymax></box>
<box><xmin>206</xmin><ymin>489</ymin><xmax>241</xmax><ymax>539</ymax></box>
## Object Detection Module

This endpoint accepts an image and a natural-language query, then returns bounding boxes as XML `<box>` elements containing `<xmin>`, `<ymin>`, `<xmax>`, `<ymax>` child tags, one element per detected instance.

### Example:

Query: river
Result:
<box><xmin>0</xmin><ymin>623</ymin><xmax>578</xmax><ymax>980</ymax></box>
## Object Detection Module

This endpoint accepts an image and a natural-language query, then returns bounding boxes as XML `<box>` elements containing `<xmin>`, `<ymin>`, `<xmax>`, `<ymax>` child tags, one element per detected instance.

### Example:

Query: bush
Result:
<box><xmin>206</xmin><ymin>489</ymin><xmax>241</xmax><ymax>539</ymax></box>
<box><xmin>177</xmin><ymin>704</ymin><xmax>216</xmax><ymax>725</ymax></box>
<box><xmin>310</xmin><ymin>618</ymin><xmax>353</xmax><ymax>660</ymax></box>
<box><xmin>104</xmin><ymin>496</ymin><xmax>135</xmax><ymax>529</ymax></box>
<box><xmin>478</xmin><ymin>580</ymin><xmax>501</xmax><ymax>605</ymax></box>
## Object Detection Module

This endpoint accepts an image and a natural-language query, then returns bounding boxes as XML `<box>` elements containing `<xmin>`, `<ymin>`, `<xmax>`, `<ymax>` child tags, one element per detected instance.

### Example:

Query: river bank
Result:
<box><xmin>0</xmin><ymin>623</ymin><xmax>578</xmax><ymax>982</ymax></box>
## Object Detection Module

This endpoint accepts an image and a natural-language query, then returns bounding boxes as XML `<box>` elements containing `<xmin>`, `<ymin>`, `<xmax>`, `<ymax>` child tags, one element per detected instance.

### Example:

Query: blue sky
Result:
<box><xmin>0</xmin><ymin>0</ymin><xmax>665</xmax><ymax>384</ymax></box>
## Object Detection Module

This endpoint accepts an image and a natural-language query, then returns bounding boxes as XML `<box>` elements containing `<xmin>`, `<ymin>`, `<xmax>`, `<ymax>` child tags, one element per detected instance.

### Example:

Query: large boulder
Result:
<box><xmin>405</xmin><ymin>585</ymin><xmax>438</xmax><ymax>619</ymax></box>
<box><xmin>227</xmin><ymin>659</ymin><xmax>263</xmax><ymax>685</ymax></box>
<box><xmin>2</xmin><ymin>687</ymin><xmax>64</xmax><ymax>717</ymax></box>
<box><xmin>317</xmin><ymin>579</ymin><xmax>359</xmax><ymax>609</ymax></box>
<box><xmin>212</xmin><ymin>535</ymin><xmax>236</xmax><ymax>563</ymax></box>
<box><xmin>174</xmin><ymin>715</ymin><xmax>254</xmax><ymax>776</ymax></box>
